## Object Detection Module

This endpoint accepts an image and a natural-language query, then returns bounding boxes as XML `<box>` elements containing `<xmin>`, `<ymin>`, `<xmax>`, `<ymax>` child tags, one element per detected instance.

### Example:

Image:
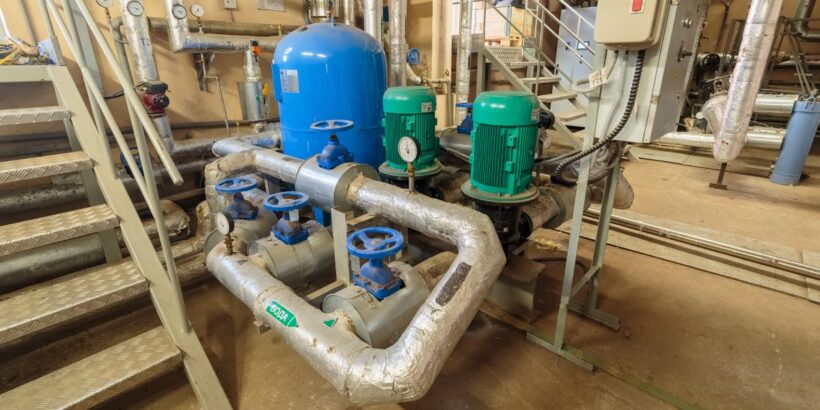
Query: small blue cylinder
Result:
<box><xmin>272</xmin><ymin>23</ymin><xmax>387</xmax><ymax>168</ymax></box>
<box><xmin>770</xmin><ymin>99</ymin><xmax>820</xmax><ymax>185</ymax></box>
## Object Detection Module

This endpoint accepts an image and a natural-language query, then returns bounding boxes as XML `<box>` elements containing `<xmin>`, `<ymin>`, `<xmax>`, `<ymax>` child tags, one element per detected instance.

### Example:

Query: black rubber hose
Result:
<box><xmin>551</xmin><ymin>50</ymin><xmax>647</xmax><ymax>186</ymax></box>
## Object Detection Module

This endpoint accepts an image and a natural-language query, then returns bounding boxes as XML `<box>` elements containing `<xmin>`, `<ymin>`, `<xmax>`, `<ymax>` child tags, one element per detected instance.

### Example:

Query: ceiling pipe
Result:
<box><xmin>363</xmin><ymin>0</ymin><xmax>382</xmax><ymax>40</ymax></box>
<box><xmin>162</xmin><ymin>0</ymin><xmax>282</xmax><ymax>52</ymax></box>
<box><xmin>794</xmin><ymin>0</ymin><xmax>820</xmax><ymax>41</ymax></box>
<box><xmin>455</xmin><ymin>0</ymin><xmax>472</xmax><ymax>122</ymax></box>
<box><xmin>660</xmin><ymin>128</ymin><xmax>785</xmax><ymax>150</ymax></box>
<box><xmin>713</xmin><ymin>0</ymin><xmax>784</xmax><ymax>163</ymax></box>
<box><xmin>388</xmin><ymin>0</ymin><xmax>407</xmax><ymax>86</ymax></box>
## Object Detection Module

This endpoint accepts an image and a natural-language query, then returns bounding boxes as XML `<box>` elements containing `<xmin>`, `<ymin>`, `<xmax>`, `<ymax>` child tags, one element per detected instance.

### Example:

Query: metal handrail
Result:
<box><xmin>43</xmin><ymin>0</ymin><xmax>190</xmax><ymax>332</ymax></box>
<box><xmin>520</xmin><ymin>5</ymin><xmax>593</xmax><ymax>69</ymax></box>
<box><xmin>523</xmin><ymin>0</ymin><xmax>596</xmax><ymax>58</ymax></box>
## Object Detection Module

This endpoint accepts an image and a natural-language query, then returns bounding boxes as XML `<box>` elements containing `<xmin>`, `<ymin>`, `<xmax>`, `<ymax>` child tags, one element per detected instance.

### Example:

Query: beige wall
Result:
<box><xmin>2</xmin><ymin>0</ymin><xmax>307</xmax><ymax>136</ymax></box>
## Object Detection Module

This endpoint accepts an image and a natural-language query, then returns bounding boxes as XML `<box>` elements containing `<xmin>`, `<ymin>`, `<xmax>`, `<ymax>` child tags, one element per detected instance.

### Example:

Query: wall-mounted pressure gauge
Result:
<box><xmin>95</xmin><ymin>0</ymin><xmax>114</xmax><ymax>8</ymax></box>
<box><xmin>190</xmin><ymin>3</ymin><xmax>205</xmax><ymax>18</ymax></box>
<box><xmin>397</xmin><ymin>136</ymin><xmax>419</xmax><ymax>164</ymax></box>
<box><xmin>171</xmin><ymin>4</ymin><xmax>188</xmax><ymax>19</ymax></box>
<box><xmin>125</xmin><ymin>0</ymin><xmax>144</xmax><ymax>16</ymax></box>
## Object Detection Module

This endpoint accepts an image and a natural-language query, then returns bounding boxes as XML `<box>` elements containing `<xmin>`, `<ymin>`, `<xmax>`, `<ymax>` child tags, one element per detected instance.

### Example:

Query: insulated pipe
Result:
<box><xmin>713</xmin><ymin>0</ymin><xmax>784</xmax><ymax>163</ymax></box>
<box><xmin>794</xmin><ymin>0</ymin><xmax>820</xmax><ymax>42</ymax></box>
<box><xmin>343</xmin><ymin>0</ymin><xmax>357</xmax><ymax>26</ymax></box>
<box><xmin>146</xmin><ymin>17</ymin><xmax>298</xmax><ymax>37</ymax></box>
<box><xmin>455</xmin><ymin>0</ymin><xmax>473</xmax><ymax>122</ymax></box>
<box><xmin>118</xmin><ymin>0</ymin><xmax>156</xmax><ymax>83</ymax></box>
<box><xmin>659</xmin><ymin>128</ymin><xmax>786</xmax><ymax>150</ymax></box>
<box><xmin>363</xmin><ymin>0</ymin><xmax>382</xmax><ymax>40</ymax></box>
<box><xmin>162</xmin><ymin>0</ymin><xmax>281</xmax><ymax>52</ymax></box>
<box><xmin>388</xmin><ymin>0</ymin><xmax>407</xmax><ymax>86</ymax></box>
<box><xmin>754</xmin><ymin>93</ymin><xmax>800</xmax><ymax>117</ymax></box>
<box><xmin>207</xmin><ymin>174</ymin><xmax>504</xmax><ymax>404</ymax></box>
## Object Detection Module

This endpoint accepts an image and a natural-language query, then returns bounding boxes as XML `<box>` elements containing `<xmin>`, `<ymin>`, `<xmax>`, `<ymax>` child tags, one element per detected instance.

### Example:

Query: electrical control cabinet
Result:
<box><xmin>589</xmin><ymin>0</ymin><xmax>708</xmax><ymax>143</ymax></box>
<box><xmin>594</xmin><ymin>0</ymin><xmax>669</xmax><ymax>50</ymax></box>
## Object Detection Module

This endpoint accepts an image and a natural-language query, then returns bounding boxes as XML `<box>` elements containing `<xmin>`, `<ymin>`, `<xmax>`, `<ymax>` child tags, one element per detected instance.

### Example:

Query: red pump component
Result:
<box><xmin>140</xmin><ymin>81</ymin><xmax>170</xmax><ymax>116</ymax></box>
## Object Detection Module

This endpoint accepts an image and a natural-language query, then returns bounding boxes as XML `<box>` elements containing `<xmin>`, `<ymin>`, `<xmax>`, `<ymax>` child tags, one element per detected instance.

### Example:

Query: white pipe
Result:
<box><xmin>388</xmin><ymin>0</ymin><xmax>407</xmax><ymax>86</ymax></box>
<box><xmin>162</xmin><ymin>0</ymin><xmax>280</xmax><ymax>52</ymax></box>
<box><xmin>455</xmin><ymin>0</ymin><xmax>473</xmax><ymax>122</ymax></box>
<box><xmin>118</xmin><ymin>0</ymin><xmax>157</xmax><ymax>83</ymax></box>
<box><xmin>713</xmin><ymin>0</ymin><xmax>784</xmax><ymax>163</ymax></box>
<box><xmin>343</xmin><ymin>0</ymin><xmax>356</xmax><ymax>26</ymax></box>
<box><xmin>363</xmin><ymin>0</ymin><xmax>382</xmax><ymax>40</ymax></box>
<box><xmin>660</xmin><ymin>128</ymin><xmax>785</xmax><ymax>150</ymax></box>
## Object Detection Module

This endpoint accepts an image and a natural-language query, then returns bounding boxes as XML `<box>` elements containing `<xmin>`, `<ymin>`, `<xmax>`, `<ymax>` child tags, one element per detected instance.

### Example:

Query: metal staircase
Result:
<box><xmin>475</xmin><ymin>0</ymin><xmax>596</xmax><ymax>148</ymax></box>
<box><xmin>0</xmin><ymin>0</ymin><xmax>229</xmax><ymax>408</ymax></box>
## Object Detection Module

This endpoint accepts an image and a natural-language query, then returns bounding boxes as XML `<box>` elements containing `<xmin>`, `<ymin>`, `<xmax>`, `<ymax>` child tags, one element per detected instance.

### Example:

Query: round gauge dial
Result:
<box><xmin>190</xmin><ymin>3</ymin><xmax>205</xmax><ymax>18</ymax></box>
<box><xmin>95</xmin><ymin>0</ymin><xmax>114</xmax><ymax>8</ymax></box>
<box><xmin>215</xmin><ymin>212</ymin><xmax>235</xmax><ymax>235</ymax></box>
<box><xmin>125</xmin><ymin>0</ymin><xmax>144</xmax><ymax>16</ymax></box>
<box><xmin>171</xmin><ymin>4</ymin><xmax>188</xmax><ymax>19</ymax></box>
<box><xmin>397</xmin><ymin>136</ymin><xmax>419</xmax><ymax>163</ymax></box>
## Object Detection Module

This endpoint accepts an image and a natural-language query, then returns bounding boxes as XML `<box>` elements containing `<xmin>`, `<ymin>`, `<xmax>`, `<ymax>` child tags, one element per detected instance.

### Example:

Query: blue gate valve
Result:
<box><xmin>264</xmin><ymin>191</ymin><xmax>311</xmax><ymax>245</ymax></box>
<box><xmin>456</xmin><ymin>102</ymin><xmax>474</xmax><ymax>134</ymax></box>
<box><xmin>347</xmin><ymin>227</ymin><xmax>405</xmax><ymax>300</ymax></box>
<box><xmin>214</xmin><ymin>176</ymin><xmax>258</xmax><ymax>220</ymax></box>
<box><xmin>406</xmin><ymin>48</ymin><xmax>421</xmax><ymax>66</ymax></box>
<box><xmin>310</xmin><ymin>119</ymin><xmax>355</xmax><ymax>169</ymax></box>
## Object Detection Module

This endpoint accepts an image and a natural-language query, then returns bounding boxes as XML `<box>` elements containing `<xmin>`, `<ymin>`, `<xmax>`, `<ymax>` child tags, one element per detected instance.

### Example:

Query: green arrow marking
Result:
<box><xmin>265</xmin><ymin>300</ymin><xmax>298</xmax><ymax>328</ymax></box>
<box><xmin>322</xmin><ymin>318</ymin><xmax>337</xmax><ymax>328</ymax></box>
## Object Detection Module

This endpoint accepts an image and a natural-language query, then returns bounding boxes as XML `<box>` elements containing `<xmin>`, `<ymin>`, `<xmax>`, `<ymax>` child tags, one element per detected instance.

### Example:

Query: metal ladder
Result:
<box><xmin>475</xmin><ymin>0</ymin><xmax>596</xmax><ymax>148</ymax></box>
<box><xmin>0</xmin><ymin>0</ymin><xmax>229</xmax><ymax>408</ymax></box>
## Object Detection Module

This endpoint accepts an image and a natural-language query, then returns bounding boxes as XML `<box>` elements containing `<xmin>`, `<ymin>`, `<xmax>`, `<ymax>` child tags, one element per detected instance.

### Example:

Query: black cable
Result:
<box><xmin>551</xmin><ymin>50</ymin><xmax>646</xmax><ymax>186</ymax></box>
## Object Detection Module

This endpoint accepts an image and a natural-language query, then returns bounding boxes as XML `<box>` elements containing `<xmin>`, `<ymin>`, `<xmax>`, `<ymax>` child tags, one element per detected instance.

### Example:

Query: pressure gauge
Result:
<box><xmin>215</xmin><ymin>212</ymin><xmax>235</xmax><ymax>235</ymax></box>
<box><xmin>397</xmin><ymin>136</ymin><xmax>419</xmax><ymax>163</ymax></box>
<box><xmin>171</xmin><ymin>4</ymin><xmax>188</xmax><ymax>19</ymax></box>
<box><xmin>125</xmin><ymin>0</ymin><xmax>144</xmax><ymax>16</ymax></box>
<box><xmin>190</xmin><ymin>3</ymin><xmax>205</xmax><ymax>18</ymax></box>
<box><xmin>95</xmin><ymin>0</ymin><xmax>114</xmax><ymax>8</ymax></box>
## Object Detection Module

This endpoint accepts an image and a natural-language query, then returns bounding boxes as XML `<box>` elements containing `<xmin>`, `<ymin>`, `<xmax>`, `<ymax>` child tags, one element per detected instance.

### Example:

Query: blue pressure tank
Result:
<box><xmin>273</xmin><ymin>23</ymin><xmax>387</xmax><ymax>168</ymax></box>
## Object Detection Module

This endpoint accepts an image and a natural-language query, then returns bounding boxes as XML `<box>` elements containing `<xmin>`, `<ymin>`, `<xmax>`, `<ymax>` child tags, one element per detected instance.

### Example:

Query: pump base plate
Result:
<box><xmin>461</xmin><ymin>182</ymin><xmax>539</xmax><ymax>205</ymax></box>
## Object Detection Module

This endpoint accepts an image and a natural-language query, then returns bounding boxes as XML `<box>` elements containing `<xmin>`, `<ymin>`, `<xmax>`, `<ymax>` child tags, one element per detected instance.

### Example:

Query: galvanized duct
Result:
<box><xmin>388</xmin><ymin>0</ymin><xmax>407</xmax><ymax>86</ymax></box>
<box><xmin>162</xmin><ymin>0</ymin><xmax>281</xmax><ymax>52</ymax></box>
<box><xmin>363</xmin><ymin>0</ymin><xmax>383</xmax><ymax>40</ymax></box>
<box><xmin>208</xmin><ymin>171</ymin><xmax>504</xmax><ymax>404</ymax></box>
<box><xmin>146</xmin><ymin>17</ymin><xmax>298</xmax><ymax>37</ymax></box>
<box><xmin>794</xmin><ymin>0</ymin><xmax>820</xmax><ymax>42</ymax></box>
<box><xmin>755</xmin><ymin>93</ymin><xmax>800</xmax><ymax>117</ymax></box>
<box><xmin>659</xmin><ymin>128</ymin><xmax>785</xmax><ymax>150</ymax></box>
<box><xmin>455</xmin><ymin>0</ymin><xmax>473</xmax><ymax>122</ymax></box>
<box><xmin>713</xmin><ymin>0</ymin><xmax>784</xmax><ymax>163</ymax></box>
<box><xmin>118</xmin><ymin>0</ymin><xmax>156</xmax><ymax>83</ymax></box>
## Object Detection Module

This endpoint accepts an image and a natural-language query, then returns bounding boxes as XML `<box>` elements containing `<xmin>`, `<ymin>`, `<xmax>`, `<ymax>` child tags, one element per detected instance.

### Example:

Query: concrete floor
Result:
<box><xmin>118</xmin><ymin>159</ymin><xmax>820</xmax><ymax>409</ymax></box>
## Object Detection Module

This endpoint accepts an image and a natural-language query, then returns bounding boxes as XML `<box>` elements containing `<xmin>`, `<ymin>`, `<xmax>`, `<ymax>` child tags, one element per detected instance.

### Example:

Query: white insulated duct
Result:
<box><xmin>206</xmin><ymin>148</ymin><xmax>505</xmax><ymax>404</ymax></box>
<box><xmin>344</xmin><ymin>0</ymin><xmax>357</xmax><ymax>26</ymax></box>
<box><xmin>388</xmin><ymin>0</ymin><xmax>408</xmax><ymax>86</ymax></box>
<box><xmin>456</xmin><ymin>0</ymin><xmax>473</xmax><ymax>122</ymax></box>
<box><xmin>364</xmin><ymin>0</ymin><xmax>383</xmax><ymax>40</ymax></box>
<box><xmin>162</xmin><ymin>0</ymin><xmax>280</xmax><ymax>52</ymax></box>
<box><xmin>659</xmin><ymin>128</ymin><xmax>785</xmax><ymax>150</ymax></box>
<box><xmin>118</xmin><ymin>0</ymin><xmax>157</xmax><ymax>83</ymax></box>
<box><xmin>713</xmin><ymin>0</ymin><xmax>784</xmax><ymax>163</ymax></box>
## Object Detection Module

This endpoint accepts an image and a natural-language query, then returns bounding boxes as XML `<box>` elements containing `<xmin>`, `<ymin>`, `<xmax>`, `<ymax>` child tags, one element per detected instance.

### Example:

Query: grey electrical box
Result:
<box><xmin>224</xmin><ymin>0</ymin><xmax>237</xmax><ymax>9</ymax></box>
<box><xmin>589</xmin><ymin>0</ymin><xmax>708</xmax><ymax>143</ymax></box>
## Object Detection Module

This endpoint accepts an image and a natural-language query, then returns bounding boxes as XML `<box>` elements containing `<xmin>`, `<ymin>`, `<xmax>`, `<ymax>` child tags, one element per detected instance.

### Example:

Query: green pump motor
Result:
<box><xmin>380</xmin><ymin>86</ymin><xmax>441</xmax><ymax>182</ymax></box>
<box><xmin>461</xmin><ymin>91</ymin><xmax>540</xmax><ymax>248</ymax></box>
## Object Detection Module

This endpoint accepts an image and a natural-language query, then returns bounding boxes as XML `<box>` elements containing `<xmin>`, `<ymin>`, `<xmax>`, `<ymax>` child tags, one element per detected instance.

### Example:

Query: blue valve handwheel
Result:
<box><xmin>310</xmin><ymin>119</ymin><xmax>354</xmax><ymax>132</ymax></box>
<box><xmin>263</xmin><ymin>191</ymin><xmax>310</xmax><ymax>212</ymax></box>
<box><xmin>406</xmin><ymin>48</ymin><xmax>421</xmax><ymax>65</ymax></box>
<box><xmin>214</xmin><ymin>176</ymin><xmax>257</xmax><ymax>193</ymax></box>
<box><xmin>346</xmin><ymin>227</ymin><xmax>404</xmax><ymax>260</ymax></box>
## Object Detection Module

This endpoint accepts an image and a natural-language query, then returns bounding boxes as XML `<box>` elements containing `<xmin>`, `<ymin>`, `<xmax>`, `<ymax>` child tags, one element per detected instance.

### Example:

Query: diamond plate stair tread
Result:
<box><xmin>0</xmin><ymin>260</ymin><xmax>147</xmax><ymax>345</ymax></box>
<box><xmin>0</xmin><ymin>205</ymin><xmax>118</xmax><ymax>257</ymax></box>
<box><xmin>557</xmin><ymin>108</ymin><xmax>587</xmax><ymax>122</ymax></box>
<box><xmin>0</xmin><ymin>152</ymin><xmax>93</xmax><ymax>184</ymax></box>
<box><xmin>0</xmin><ymin>326</ymin><xmax>181</xmax><ymax>409</ymax></box>
<box><xmin>0</xmin><ymin>106</ymin><xmax>72</xmax><ymax>126</ymax></box>
<box><xmin>538</xmin><ymin>91</ymin><xmax>577</xmax><ymax>103</ymax></box>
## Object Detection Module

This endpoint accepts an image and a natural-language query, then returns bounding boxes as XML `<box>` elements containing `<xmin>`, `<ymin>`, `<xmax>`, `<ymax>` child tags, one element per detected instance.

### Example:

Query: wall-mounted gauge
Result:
<box><xmin>397</xmin><ymin>136</ymin><xmax>419</xmax><ymax>164</ymax></box>
<box><xmin>190</xmin><ymin>3</ymin><xmax>205</xmax><ymax>18</ymax></box>
<box><xmin>215</xmin><ymin>212</ymin><xmax>235</xmax><ymax>235</ymax></box>
<box><xmin>125</xmin><ymin>0</ymin><xmax>144</xmax><ymax>16</ymax></box>
<box><xmin>95</xmin><ymin>0</ymin><xmax>114</xmax><ymax>8</ymax></box>
<box><xmin>171</xmin><ymin>4</ymin><xmax>188</xmax><ymax>19</ymax></box>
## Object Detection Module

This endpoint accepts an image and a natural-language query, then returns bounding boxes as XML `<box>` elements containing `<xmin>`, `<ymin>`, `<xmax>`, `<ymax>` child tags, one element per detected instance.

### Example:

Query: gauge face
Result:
<box><xmin>171</xmin><ymin>4</ymin><xmax>188</xmax><ymax>19</ymax></box>
<box><xmin>125</xmin><ymin>0</ymin><xmax>144</xmax><ymax>16</ymax></box>
<box><xmin>397</xmin><ymin>136</ymin><xmax>419</xmax><ymax>163</ymax></box>
<box><xmin>215</xmin><ymin>212</ymin><xmax>235</xmax><ymax>235</ymax></box>
<box><xmin>190</xmin><ymin>3</ymin><xmax>205</xmax><ymax>17</ymax></box>
<box><xmin>95</xmin><ymin>0</ymin><xmax>114</xmax><ymax>8</ymax></box>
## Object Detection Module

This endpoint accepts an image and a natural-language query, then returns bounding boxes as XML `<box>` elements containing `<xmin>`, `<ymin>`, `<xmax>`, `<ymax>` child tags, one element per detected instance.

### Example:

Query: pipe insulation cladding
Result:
<box><xmin>273</xmin><ymin>23</ymin><xmax>387</xmax><ymax>169</ymax></box>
